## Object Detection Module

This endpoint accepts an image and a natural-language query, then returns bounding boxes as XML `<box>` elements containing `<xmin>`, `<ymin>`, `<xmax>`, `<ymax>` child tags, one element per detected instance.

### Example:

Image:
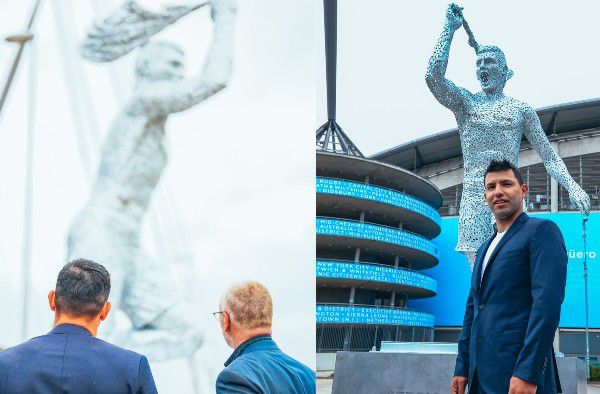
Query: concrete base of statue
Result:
<box><xmin>332</xmin><ymin>347</ymin><xmax>587</xmax><ymax>394</ymax></box>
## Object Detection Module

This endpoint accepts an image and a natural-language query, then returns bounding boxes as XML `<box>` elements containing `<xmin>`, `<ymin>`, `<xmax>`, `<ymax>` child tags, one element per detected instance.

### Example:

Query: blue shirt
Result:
<box><xmin>216</xmin><ymin>334</ymin><xmax>315</xmax><ymax>393</ymax></box>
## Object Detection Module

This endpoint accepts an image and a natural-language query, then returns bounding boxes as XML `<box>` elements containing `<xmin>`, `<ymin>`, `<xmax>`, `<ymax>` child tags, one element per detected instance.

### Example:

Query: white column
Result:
<box><xmin>550</xmin><ymin>142</ymin><xmax>559</xmax><ymax>212</ymax></box>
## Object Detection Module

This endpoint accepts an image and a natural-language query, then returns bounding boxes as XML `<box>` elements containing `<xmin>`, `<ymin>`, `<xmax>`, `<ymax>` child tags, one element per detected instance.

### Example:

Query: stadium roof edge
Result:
<box><xmin>371</xmin><ymin>97</ymin><xmax>600</xmax><ymax>169</ymax></box>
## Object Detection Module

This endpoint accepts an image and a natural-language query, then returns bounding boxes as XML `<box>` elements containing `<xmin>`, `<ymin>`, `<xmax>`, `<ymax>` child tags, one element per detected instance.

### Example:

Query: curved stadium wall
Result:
<box><xmin>316</xmin><ymin>152</ymin><xmax>442</xmax><ymax>353</ymax></box>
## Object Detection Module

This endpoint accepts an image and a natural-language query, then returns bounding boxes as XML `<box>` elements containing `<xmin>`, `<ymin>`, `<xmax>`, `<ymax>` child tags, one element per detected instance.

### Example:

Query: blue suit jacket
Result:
<box><xmin>454</xmin><ymin>213</ymin><xmax>567</xmax><ymax>393</ymax></box>
<box><xmin>0</xmin><ymin>324</ymin><xmax>157</xmax><ymax>394</ymax></box>
<box><xmin>216</xmin><ymin>335</ymin><xmax>315</xmax><ymax>393</ymax></box>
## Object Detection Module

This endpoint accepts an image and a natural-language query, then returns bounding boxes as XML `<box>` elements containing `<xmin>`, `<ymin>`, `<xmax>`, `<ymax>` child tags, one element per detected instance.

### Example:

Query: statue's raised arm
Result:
<box><xmin>522</xmin><ymin>106</ymin><xmax>590</xmax><ymax>214</ymax></box>
<box><xmin>425</xmin><ymin>4</ymin><xmax>471</xmax><ymax>112</ymax></box>
<box><xmin>137</xmin><ymin>0</ymin><xmax>236</xmax><ymax>115</ymax></box>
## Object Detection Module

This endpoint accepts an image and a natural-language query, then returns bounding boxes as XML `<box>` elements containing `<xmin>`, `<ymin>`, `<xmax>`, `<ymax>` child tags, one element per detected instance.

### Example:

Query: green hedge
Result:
<box><xmin>591</xmin><ymin>364</ymin><xmax>600</xmax><ymax>381</ymax></box>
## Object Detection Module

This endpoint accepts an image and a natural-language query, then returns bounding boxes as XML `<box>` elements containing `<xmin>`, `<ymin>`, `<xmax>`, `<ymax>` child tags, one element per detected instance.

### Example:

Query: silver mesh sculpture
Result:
<box><xmin>425</xmin><ymin>4</ymin><xmax>590</xmax><ymax>268</ymax></box>
<box><xmin>67</xmin><ymin>0</ymin><xmax>236</xmax><ymax>360</ymax></box>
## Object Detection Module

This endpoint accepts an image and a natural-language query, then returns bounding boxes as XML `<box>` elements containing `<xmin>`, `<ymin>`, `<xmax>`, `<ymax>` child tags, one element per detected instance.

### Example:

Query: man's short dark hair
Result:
<box><xmin>484</xmin><ymin>159</ymin><xmax>523</xmax><ymax>185</ymax></box>
<box><xmin>55</xmin><ymin>259</ymin><xmax>111</xmax><ymax>319</ymax></box>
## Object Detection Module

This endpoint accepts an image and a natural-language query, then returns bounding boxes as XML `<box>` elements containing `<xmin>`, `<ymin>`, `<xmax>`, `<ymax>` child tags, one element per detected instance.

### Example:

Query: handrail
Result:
<box><xmin>317</xmin><ymin>176</ymin><xmax>440</xmax><ymax>217</ymax></box>
<box><xmin>315</xmin><ymin>258</ymin><xmax>435</xmax><ymax>279</ymax></box>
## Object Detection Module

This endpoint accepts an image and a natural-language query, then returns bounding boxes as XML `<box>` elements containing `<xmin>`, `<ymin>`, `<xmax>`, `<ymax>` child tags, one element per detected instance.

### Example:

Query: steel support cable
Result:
<box><xmin>60</xmin><ymin>0</ymin><xmax>101</xmax><ymax>148</ymax></box>
<box><xmin>20</xmin><ymin>25</ymin><xmax>39</xmax><ymax>340</ymax></box>
<box><xmin>0</xmin><ymin>0</ymin><xmax>41</xmax><ymax>120</ymax></box>
<box><xmin>50</xmin><ymin>0</ymin><xmax>93</xmax><ymax>180</ymax></box>
<box><xmin>89</xmin><ymin>0</ymin><xmax>129</xmax><ymax>105</ymax></box>
<box><xmin>149</xmin><ymin>189</ymin><xmax>205</xmax><ymax>394</ymax></box>
<box><xmin>164</xmin><ymin>187</ymin><xmax>194</xmax><ymax>261</ymax></box>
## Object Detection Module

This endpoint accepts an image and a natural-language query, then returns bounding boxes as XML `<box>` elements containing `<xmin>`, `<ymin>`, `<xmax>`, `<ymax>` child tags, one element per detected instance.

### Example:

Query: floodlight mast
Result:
<box><xmin>315</xmin><ymin>0</ymin><xmax>364</xmax><ymax>158</ymax></box>
<box><xmin>324</xmin><ymin>0</ymin><xmax>336</xmax><ymax>122</ymax></box>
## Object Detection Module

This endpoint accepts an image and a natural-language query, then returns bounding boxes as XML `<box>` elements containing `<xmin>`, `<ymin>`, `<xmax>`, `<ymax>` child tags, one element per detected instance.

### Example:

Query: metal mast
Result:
<box><xmin>583</xmin><ymin>217</ymin><xmax>590</xmax><ymax>381</ymax></box>
<box><xmin>315</xmin><ymin>0</ymin><xmax>363</xmax><ymax>157</ymax></box>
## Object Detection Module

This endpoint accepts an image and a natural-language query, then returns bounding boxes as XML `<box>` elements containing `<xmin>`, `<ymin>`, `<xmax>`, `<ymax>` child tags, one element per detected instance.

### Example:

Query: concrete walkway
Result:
<box><xmin>589</xmin><ymin>383</ymin><xmax>600</xmax><ymax>393</ymax></box>
<box><xmin>316</xmin><ymin>378</ymin><xmax>332</xmax><ymax>394</ymax></box>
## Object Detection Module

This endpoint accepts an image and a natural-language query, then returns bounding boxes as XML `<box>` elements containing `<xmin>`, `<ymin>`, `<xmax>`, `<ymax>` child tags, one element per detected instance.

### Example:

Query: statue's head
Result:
<box><xmin>475</xmin><ymin>45</ymin><xmax>513</xmax><ymax>94</ymax></box>
<box><xmin>135</xmin><ymin>41</ymin><xmax>186</xmax><ymax>82</ymax></box>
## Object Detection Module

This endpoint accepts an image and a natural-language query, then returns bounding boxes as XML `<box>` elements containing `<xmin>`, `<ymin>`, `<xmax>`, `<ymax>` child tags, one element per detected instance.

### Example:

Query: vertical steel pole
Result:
<box><xmin>19</xmin><ymin>0</ymin><xmax>42</xmax><ymax>342</ymax></box>
<box><xmin>583</xmin><ymin>217</ymin><xmax>590</xmax><ymax>380</ymax></box>
<box><xmin>323</xmin><ymin>0</ymin><xmax>336</xmax><ymax>121</ymax></box>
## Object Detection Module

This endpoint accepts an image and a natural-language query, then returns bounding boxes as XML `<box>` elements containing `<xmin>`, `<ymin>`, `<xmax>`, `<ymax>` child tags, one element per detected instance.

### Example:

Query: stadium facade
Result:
<box><xmin>316</xmin><ymin>147</ymin><xmax>444</xmax><ymax>365</ymax></box>
<box><xmin>372</xmin><ymin>98</ymin><xmax>600</xmax><ymax>364</ymax></box>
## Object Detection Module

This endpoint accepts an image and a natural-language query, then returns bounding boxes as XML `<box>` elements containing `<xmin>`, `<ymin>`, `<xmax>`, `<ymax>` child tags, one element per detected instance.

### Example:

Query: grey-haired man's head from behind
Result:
<box><xmin>55</xmin><ymin>258</ymin><xmax>111</xmax><ymax>319</ymax></box>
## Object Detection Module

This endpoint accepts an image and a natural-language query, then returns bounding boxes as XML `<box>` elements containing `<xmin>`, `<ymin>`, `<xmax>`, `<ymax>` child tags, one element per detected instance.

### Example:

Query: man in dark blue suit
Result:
<box><xmin>451</xmin><ymin>160</ymin><xmax>568</xmax><ymax>394</ymax></box>
<box><xmin>0</xmin><ymin>258</ymin><xmax>157</xmax><ymax>393</ymax></box>
<box><xmin>215</xmin><ymin>281</ymin><xmax>315</xmax><ymax>393</ymax></box>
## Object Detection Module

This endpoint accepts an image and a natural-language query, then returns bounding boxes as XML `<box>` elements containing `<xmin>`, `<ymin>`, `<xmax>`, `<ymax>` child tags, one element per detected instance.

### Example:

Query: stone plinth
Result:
<box><xmin>332</xmin><ymin>351</ymin><xmax>587</xmax><ymax>394</ymax></box>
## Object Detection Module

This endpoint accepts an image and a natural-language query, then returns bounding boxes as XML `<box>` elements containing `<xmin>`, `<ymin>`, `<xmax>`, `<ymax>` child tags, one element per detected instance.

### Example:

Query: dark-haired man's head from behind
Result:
<box><xmin>483</xmin><ymin>159</ymin><xmax>528</xmax><ymax>224</ymax></box>
<box><xmin>48</xmin><ymin>259</ymin><xmax>112</xmax><ymax>337</ymax></box>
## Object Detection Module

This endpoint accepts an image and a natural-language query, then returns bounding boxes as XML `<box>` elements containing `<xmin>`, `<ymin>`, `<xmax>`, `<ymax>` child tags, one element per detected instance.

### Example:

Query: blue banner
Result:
<box><xmin>409</xmin><ymin>212</ymin><xmax>600</xmax><ymax>328</ymax></box>
<box><xmin>316</xmin><ymin>218</ymin><xmax>439</xmax><ymax>259</ymax></box>
<box><xmin>316</xmin><ymin>305</ymin><xmax>435</xmax><ymax>327</ymax></box>
<box><xmin>317</xmin><ymin>177</ymin><xmax>441</xmax><ymax>226</ymax></box>
<box><xmin>316</xmin><ymin>260</ymin><xmax>437</xmax><ymax>293</ymax></box>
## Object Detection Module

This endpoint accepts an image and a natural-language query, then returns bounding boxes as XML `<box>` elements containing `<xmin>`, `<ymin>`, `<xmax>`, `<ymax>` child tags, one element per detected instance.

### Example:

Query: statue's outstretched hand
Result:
<box><xmin>445</xmin><ymin>4</ymin><xmax>463</xmax><ymax>31</ymax></box>
<box><xmin>569</xmin><ymin>184</ymin><xmax>591</xmax><ymax>215</ymax></box>
<box><xmin>211</xmin><ymin>0</ymin><xmax>237</xmax><ymax>21</ymax></box>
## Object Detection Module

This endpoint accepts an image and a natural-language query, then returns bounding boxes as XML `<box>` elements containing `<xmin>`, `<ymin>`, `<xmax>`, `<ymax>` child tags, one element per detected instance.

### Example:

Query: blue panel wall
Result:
<box><xmin>409</xmin><ymin>212</ymin><xmax>600</xmax><ymax>329</ymax></box>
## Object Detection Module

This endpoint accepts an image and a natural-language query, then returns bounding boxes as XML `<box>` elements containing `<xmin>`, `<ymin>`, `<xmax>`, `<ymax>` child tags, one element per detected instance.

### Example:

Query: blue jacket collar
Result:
<box><xmin>49</xmin><ymin>323</ymin><xmax>93</xmax><ymax>336</ymax></box>
<box><xmin>224</xmin><ymin>334</ymin><xmax>278</xmax><ymax>367</ymax></box>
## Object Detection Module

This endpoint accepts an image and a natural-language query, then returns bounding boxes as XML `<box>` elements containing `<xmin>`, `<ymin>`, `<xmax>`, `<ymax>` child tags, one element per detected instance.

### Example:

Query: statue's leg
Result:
<box><xmin>461</xmin><ymin>251</ymin><xmax>478</xmax><ymax>271</ymax></box>
<box><xmin>456</xmin><ymin>182</ymin><xmax>495</xmax><ymax>271</ymax></box>
<box><xmin>66</xmin><ymin>212</ymin><xmax>134</xmax><ymax>340</ymax></box>
<box><xmin>119</xmin><ymin>252</ymin><xmax>204</xmax><ymax>361</ymax></box>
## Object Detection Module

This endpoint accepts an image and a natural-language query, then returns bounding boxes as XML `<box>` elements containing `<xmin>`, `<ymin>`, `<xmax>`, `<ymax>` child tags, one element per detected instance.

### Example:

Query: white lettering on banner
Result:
<box><xmin>315</xmin><ymin>260</ymin><xmax>437</xmax><ymax>292</ymax></box>
<box><xmin>316</xmin><ymin>178</ymin><xmax>441</xmax><ymax>225</ymax></box>
<box><xmin>568</xmin><ymin>249</ymin><xmax>597</xmax><ymax>260</ymax></box>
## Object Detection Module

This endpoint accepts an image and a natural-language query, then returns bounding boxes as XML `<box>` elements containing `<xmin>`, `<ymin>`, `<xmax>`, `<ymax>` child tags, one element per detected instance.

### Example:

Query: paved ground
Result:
<box><xmin>317</xmin><ymin>378</ymin><xmax>600</xmax><ymax>394</ymax></box>
<box><xmin>589</xmin><ymin>383</ymin><xmax>600</xmax><ymax>393</ymax></box>
<box><xmin>316</xmin><ymin>378</ymin><xmax>333</xmax><ymax>394</ymax></box>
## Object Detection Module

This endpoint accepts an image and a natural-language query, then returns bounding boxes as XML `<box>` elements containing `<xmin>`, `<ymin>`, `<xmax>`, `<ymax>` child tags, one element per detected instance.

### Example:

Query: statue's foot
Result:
<box><xmin>104</xmin><ymin>303</ymin><xmax>204</xmax><ymax>361</ymax></box>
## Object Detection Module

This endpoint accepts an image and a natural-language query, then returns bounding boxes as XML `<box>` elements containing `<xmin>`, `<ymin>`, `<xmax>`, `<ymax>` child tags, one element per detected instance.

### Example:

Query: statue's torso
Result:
<box><xmin>86</xmin><ymin>103</ymin><xmax>169</xmax><ymax>223</ymax></box>
<box><xmin>457</xmin><ymin>95</ymin><xmax>525</xmax><ymax>175</ymax></box>
<box><xmin>454</xmin><ymin>94</ymin><xmax>528</xmax><ymax>251</ymax></box>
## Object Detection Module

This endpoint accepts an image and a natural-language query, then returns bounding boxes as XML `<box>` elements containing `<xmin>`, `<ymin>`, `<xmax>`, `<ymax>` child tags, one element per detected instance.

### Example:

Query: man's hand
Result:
<box><xmin>508</xmin><ymin>377</ymin><xmax>536</xmax><ymax>394</ymax></box>
<box><xmin>450</xmin><ymin>376</ymin><xmax>467</xmax><ymax>394</ymax></box>
<box><xmin>445</xmin><ymin>4</ymin><xmax>463</xmax><ymax>32</ymax></box>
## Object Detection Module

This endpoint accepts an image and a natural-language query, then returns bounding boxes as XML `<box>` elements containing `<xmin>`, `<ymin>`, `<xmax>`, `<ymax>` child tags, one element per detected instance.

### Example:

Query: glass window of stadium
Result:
<box><xmin>438</xmin><ymin>153</ymin><xmax>600</xmax><ymax>215</ymax></box>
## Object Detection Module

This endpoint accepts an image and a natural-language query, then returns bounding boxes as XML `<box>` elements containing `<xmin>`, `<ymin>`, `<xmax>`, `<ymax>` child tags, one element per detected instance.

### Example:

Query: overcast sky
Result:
<box><xmin>316</xmin><ymin>0</ymin><xmax>600</xmax><ymax>156</ymax></box>
<box><xmin>0</xmin><ymin>0</ymin><xmax>314</xmax><ymax>391</ymax></box>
